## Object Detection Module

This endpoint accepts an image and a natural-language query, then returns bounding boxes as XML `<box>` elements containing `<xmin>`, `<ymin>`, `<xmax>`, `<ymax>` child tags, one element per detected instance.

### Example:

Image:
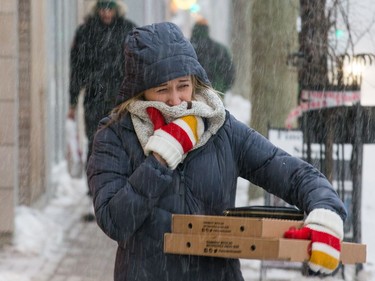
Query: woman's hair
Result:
<box><xmin>111</xmin><ymin>75</ymin><xmax>215</xmax><ymax>121</ymax></box>
<box><xmin>111</xmin><ymin>92</ymin><xmax>144</xmax><ymax>121</ymax></box>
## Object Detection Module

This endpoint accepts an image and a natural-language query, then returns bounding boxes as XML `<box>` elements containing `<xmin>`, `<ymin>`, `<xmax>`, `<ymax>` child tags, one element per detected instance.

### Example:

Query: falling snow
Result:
<box><xmin>0</xmin><ymin>93</ymin><xmax>374</xmax><ymax>280</ymax></box>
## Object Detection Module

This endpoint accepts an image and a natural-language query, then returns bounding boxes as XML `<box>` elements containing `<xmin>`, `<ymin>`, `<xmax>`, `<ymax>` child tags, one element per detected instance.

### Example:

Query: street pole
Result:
<box><xmin>299</xmin><ymin>0</ymin><xmax>335</xmax><ymax>180</ymax></box>
<box><xmin>351</xmin><ymin>102</ymin><xmax>363</xmax><ymax>273</ymax></box>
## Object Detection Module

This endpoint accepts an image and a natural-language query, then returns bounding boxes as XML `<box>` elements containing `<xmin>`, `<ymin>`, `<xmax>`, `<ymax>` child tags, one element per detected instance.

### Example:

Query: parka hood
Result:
<box><xmin>116</xmin><ymin>22</ymin><xmax>211</xmax><ymax>104</ymax></box>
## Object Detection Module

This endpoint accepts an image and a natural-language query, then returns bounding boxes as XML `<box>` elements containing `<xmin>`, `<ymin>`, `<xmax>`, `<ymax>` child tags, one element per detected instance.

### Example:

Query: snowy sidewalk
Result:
<box><xmin>0</xmin><ymin>168</ymin><xmax>117</xmax><ymax>281</ymax></box>
<box><xmin>49</xmin><ymin>215</ymin><xmax>116</xmax><ymax>281</ymax></box>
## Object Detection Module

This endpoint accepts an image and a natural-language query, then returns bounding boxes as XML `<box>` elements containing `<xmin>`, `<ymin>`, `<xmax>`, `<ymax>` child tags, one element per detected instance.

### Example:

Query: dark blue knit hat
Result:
<box><xmin>117</xmin><ymin>22</ymin><xmax>211</xmax><ymax>104</ymax></box>
<box><xmin>96</xmin><ymin>0</ymin><xmax>117</xmax><ymax>9</ymax></box>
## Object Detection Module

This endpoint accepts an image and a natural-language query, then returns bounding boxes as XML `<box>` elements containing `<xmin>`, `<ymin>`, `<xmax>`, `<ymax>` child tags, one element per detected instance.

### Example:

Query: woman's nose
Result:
<box><xmin>167</xmin><ymin>90</ymin><xmax>181</xmax><ymax>106</ymax></box>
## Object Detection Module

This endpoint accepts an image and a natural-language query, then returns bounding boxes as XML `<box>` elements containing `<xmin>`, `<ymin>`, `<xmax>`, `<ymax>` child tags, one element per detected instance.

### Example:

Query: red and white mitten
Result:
<box><xmin>145</xmin><ymin>107</ymin><xmax>204</xmax><ymax>169</ymax></box>
<box><xmin>284</xmin><ymin>208</ymin><xmax>343</xmax><ymax>274</ymax></box>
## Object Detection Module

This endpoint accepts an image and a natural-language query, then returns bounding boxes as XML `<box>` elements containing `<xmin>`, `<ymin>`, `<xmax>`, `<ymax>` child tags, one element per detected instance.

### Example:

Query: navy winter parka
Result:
<box><xmin>190</xmin><ymin>23</ymin><xmax>235</xmax><ymax>93</ymax></box>
<box><xmin>87</xmin><ymin>110</ymin><xmax>347</xmax><ymax>281</ymax></box>
<box><xmin>69</xmin><ymin>13</ymin><xmax>136</xmax><ymax>152</ymax></box>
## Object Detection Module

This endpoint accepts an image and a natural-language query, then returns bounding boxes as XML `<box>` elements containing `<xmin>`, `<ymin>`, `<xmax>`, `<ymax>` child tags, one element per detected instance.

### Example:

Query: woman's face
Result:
<box><xmin>144</xmin><ymin>76</ymin><xmax>193</xmax><ymax>106</ymax></box>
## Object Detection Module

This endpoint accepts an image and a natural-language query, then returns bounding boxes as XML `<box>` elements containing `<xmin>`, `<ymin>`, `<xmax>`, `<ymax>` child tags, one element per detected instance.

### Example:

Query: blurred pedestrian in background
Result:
<box><xmin>87</xmin><ymin>22</ymin><xmax>346</xmax><ymax>280</ymax></box>
<box><xmin>68</xmin><ymin>0</ymin><xmax>136</xmax><ymax>222</ymax></box>
<box><xmin>190</xmin><ymin>18</ymin><xmax>235</xmax><ymax>97</ymax></box>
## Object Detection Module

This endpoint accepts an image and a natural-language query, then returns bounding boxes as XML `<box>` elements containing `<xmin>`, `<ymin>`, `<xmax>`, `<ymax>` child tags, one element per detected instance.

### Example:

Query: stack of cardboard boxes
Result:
<box><xmin>164</xmin><ymin>214</ymin><xmax>366</xmax><ymax>264</ymax></box>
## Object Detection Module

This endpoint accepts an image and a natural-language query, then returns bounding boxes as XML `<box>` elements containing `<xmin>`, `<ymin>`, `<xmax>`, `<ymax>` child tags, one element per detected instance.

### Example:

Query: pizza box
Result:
<box><xmin>164</xmin><ymin>233</ymin><xmax>366</xmax><ymax>264</ymax></box>
<box><xmin>171</xmin><ymin>214</ymin><xmax>303</xmax><ymax>237</ymax></box>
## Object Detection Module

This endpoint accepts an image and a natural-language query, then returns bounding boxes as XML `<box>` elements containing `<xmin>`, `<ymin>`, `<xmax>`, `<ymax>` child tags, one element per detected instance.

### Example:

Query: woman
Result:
<box><xmin>87</xmin><ymin>22</ymin><xmax>347</xmax><ymax>281</ymax></box>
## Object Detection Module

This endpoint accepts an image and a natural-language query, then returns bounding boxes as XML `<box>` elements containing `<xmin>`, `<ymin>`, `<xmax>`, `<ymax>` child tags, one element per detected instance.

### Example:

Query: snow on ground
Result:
<box><xmin>13</xmin><ymin>164</ymin><xmax>87</xmax><ymax>256</ymax></box>
<box><xmin>0</xmin><ymin>93</ymin><xmax>373</xmax><ymax>280</ymax></box>
<box><xmin>0</xmin><ymin>163</ymin><xmax>88</xmax><ymax>281</ymax></box>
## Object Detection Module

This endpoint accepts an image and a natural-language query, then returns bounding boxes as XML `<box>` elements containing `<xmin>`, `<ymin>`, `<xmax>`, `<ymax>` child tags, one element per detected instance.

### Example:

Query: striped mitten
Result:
<box><xmin>284</xmin><ymin>208</ymin><xmax>344</xmax><ymax>274</ymax></box>
<box><xmin>145</xmin><ymin>107</ymin><xmax>204</xmax><ymax>169</ymax></box>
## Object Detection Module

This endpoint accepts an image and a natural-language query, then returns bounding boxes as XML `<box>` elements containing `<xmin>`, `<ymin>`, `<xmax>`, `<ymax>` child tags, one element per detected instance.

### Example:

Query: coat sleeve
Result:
<box><xmin>229</xmin><ymin>115</ymin><xmax>347</xmax><ymax>221</ymax></box>
<box><xmin>86</xmin><ymin>121</ymin><xmax>174</xmax><ymax>242</ymax></box>
<box><xmin>69</xmin><ymin>25</ymin><xmax>86</xmax><ymax>108</ymax></box>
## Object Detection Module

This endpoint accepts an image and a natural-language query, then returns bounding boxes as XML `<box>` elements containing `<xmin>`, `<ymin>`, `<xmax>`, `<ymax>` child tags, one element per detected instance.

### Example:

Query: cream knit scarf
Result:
<box><xmin>127</xmin><ymin>89</ymin><xmax>226</xmax><ymax>155</ymax></box>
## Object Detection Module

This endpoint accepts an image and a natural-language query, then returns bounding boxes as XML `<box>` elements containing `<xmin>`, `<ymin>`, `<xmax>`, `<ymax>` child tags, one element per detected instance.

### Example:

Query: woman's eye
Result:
<box><xmin>179</xmin><ymin>84</ymin><xmax>189</xmax><ymax>89</ymax></box>
<box><xmin>156</xmin><ymin>88</ymin><xmax>167</xmax><ymax>93</ymax></box>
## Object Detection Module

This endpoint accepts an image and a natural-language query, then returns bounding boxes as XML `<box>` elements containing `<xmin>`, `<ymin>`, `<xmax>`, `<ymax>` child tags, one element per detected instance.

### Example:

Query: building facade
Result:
<box><xmin>0</xmin><ymin>0</ymin><xmax>82</xmax><ymax>242</ymax></box>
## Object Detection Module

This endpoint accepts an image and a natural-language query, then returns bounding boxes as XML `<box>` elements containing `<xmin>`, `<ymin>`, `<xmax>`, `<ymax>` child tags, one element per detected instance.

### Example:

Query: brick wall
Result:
<box><xmin>18</xmin><ymin>0</ymin><xmax>32</xmax><ymax>205</ymax></box>
<box><xmin>0</xmin><ymin>0</ymin><xmax>18</xmax><ymax>236</ymax></box>
<box><xmin>17</xmin><ymin>0</ymin><xmax>47</xmax><ymax>206</ymax></box>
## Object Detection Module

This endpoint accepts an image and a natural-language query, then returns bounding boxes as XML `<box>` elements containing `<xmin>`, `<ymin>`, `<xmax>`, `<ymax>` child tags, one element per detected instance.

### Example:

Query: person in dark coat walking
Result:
<box><xmin>68</xmin><ymin>0</ymin><xmax>136</xmax><ymax>220</ymax></box>
<box><xmin>68</xmin><ymin>0</ymin><xmax>136</xmax><ymax>168</ymax></box>
<box><xmin>87</xmin><ymin>22</ymin><xmax>347</xmax><ymax>280</ymax></box>
<box><xmin>190</xmin><ymin>18</ymin><xmax>235</xmax><ymax>96</ymax></box>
